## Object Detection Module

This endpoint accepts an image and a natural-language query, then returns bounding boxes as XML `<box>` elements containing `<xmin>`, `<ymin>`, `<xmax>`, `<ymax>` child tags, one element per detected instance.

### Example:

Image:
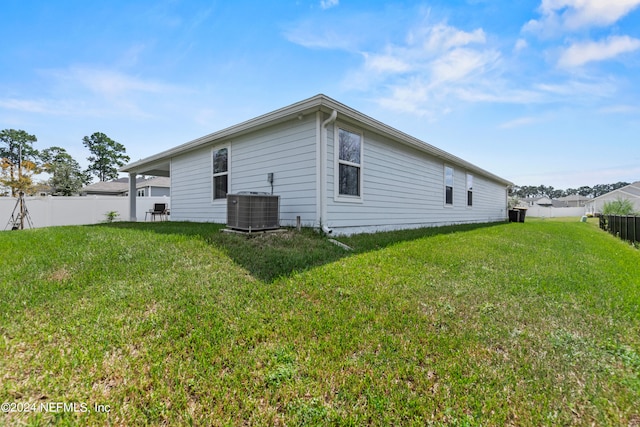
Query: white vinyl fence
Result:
<box><xmin>0</xmin><ymin>196</ymin><xmax>170</xmax><ymax>230</ymax></box>
<box><xmin>523</xmin><ymin>205</ymin><xmax>586</xmax><ymax>218</ymax></box>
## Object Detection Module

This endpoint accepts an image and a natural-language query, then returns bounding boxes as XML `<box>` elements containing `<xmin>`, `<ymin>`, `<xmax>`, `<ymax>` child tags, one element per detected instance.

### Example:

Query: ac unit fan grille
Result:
<box><xmin>227</xmin><ymin>194</ymin><xmax>280</xmax><ymax>231</ymax></box>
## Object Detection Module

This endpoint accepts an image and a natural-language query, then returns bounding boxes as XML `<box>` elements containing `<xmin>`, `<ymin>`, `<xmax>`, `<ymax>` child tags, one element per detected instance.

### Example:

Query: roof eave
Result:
<box><xmin>121</xmin><ymin>93</ymin><xmax>512</xmax><ymax>186</ymax></box>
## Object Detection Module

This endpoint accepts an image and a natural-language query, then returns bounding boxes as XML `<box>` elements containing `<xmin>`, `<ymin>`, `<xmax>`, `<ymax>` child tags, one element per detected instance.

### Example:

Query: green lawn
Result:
<box><xmin>0</xmin><ymin>218</ymin><xmax>638</xmax><ymax>426</ymax></box>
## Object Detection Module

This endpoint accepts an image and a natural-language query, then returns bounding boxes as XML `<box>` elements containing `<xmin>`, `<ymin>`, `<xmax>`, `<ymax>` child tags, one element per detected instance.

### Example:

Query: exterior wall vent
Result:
<box><xmin>227</xmin><ymin>192</ymin><xmax>280</xmax><ymax>232</ymax></box>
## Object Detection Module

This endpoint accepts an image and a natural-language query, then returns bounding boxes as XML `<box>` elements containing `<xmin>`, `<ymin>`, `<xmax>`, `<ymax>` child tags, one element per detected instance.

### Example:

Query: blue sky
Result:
<box><xmin>2</xmin><ymin>0</ymin><xmax>639</xmax><ymax>189</ymax></box>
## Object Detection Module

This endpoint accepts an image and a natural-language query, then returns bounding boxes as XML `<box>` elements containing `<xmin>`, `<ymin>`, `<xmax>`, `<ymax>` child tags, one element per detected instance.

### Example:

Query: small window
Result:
<box><xmin>137</xmin><ymin>189</ymin><xmax>145</xmax><ymax>197</ymax></box>
<box><xmin>337</xmin><ymin>128</ymin><xmax>362</xmax><ymax>197</ymax></box>
<box><xmin>213</xmin><ymin>147</ymin><xmax>228</xmax><ymax>200</ymax></box>
<box><xmin>444</xmin><ymin>166</ymin><xmax>454</xmax><ymax>205</ymax></box>
<box><xmin>466</xmin><ymin>174</ymin><xmax>473</xmax><ymax>207</ymax></box>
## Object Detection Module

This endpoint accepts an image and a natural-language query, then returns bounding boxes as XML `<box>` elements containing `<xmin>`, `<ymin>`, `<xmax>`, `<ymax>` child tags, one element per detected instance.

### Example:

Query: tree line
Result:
<box><xmin>510</xmin><ymin>182</ymin><xmax>630</xmax><ymax>199</ymax></box>
<box><xmin>0</xmin><ymin>129</ymin><xmax>129</xmax><ymax>197</ymax></box>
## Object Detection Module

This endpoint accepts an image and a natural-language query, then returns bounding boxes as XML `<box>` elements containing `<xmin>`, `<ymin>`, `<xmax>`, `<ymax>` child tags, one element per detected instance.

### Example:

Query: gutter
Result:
<box><xmin>320</xmin><ymin>109</ymin><xmax>337</xmax><ymax>235</ymax></box>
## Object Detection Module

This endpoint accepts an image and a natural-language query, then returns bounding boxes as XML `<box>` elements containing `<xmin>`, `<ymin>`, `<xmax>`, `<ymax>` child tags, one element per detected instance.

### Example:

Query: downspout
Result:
<box><xmin>320</xmin><ymin>109</ymin><xmax>337</xmax><ymax>235</ymax></box>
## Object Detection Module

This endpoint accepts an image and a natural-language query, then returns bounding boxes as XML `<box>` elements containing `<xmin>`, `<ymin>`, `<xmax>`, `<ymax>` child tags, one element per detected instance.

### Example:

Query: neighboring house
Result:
<box><xmin>586</xmin><ymin>181</ymin><xmax>640</xmax><ymax>214</ymax></box>
<box><xmin>520</xmin><ymin>196</ymin><xmax>553</xmax><ymax>207</ymax></box>
<box><xmin>553</xmin><ymin>194</ymin><xmax>590</xmax><ymax>208</ymax></box>
<box><xmin>81</xmin><ymin>177</ymin><xmax>170</xmax><ymax>197</ymax></box>
<box><xmin>121</xmin><ymin>94</ymin><xmax>512</xmax><ymax>235</ymax></box>
<box><xmin>135</xmin><ymin>176</ymin><xmax>171</xmax><ymax>197</ymax></box>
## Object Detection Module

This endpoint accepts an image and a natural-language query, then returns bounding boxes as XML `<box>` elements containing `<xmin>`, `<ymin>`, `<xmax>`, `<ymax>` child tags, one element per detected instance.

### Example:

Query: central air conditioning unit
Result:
<box><xmin>227</xmin><ymin>192</ymin><xmax>280</xmax><ymax>232</ymax></box>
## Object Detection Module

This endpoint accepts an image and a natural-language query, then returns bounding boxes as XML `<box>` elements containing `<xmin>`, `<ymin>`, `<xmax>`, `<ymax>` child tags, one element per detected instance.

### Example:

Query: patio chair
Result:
<box><xmin>146</xmin><ymin>203</ymin><xmax>169</xmax><ymax>221</ymax></box>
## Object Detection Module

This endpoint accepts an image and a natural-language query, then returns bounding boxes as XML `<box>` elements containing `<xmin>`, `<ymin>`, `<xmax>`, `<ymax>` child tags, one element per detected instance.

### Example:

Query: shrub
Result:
<box><xmin>104</xmin><ymin>211</ymin><xmax>120</xmax><ymax>223</ymax></box>
<box><xmin>601</xmin><ymin>198</ymin><xmax>636</xmax><ymax>215</ymax></box>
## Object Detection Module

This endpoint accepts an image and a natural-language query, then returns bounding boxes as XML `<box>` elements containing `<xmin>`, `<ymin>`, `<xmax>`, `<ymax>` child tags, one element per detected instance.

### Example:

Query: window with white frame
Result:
<box><xmin>137</xmin><ymin>188</ymin><xmax>145</xmax><ymax>197</ymax></box>
<box><xmin>466</xmin><ymin>173</ymin><xmax>473</xmax><ymax>207</ymax></box>
<box><xmin>212</xmin><ymin>147</ymin><xmax>228</xmax><ymax>200</ymax></box>
<box><xmin>337</xmin><ymin>128</ymin><xmax>362</xmax><ymax>198</ymax></box>
<box><xmin>444</xmin><ymin>165</ymin><xmax>454</xmax><ymax>205</ymax></box>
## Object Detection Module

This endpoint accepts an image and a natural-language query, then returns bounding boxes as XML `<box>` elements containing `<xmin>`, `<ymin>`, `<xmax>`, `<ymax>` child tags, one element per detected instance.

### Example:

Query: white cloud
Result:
<box><xmin>598</xmin><ymin>104</ymin><xmax>640</xmax><ymax>114</ymax></box>
<box><xmin>320</xmin><ymin>0</ymin><xmax>339</xmax><ymax>10</ymax></box>
<box><xmin>514</xmin><ymin>38</ymin><xmax>528</xmax><ymax>52</ymax></box>
<box><xmin>283</xmin><ymin>17</ymin><xmax>362</xmax><ymax>50</ymax></box>
<box><xmin>536</xmin><ymin>78</ymin><xmax>617</xmax><ymax>98</ymax></box>
<box><xmin>408</xmin><ymin>23</ymin><xmax>486</xmax><ymax>51</ymax></box>
<box><xmin>0</xmin><ymin>98</ymin><xmax>58</xmax><ymax>114</ymax></box>
<box><xmin>61</xmin><ymin>67</ymin><xmax>177</xmax><ymax>98</ymax></box>
<box><xmin>524</xmin><ymin>0</ymin><xmax>640</xmax><ymax>35</ymax></box>
<box><xmin>0</xmin><ymin>67</ymin><xmax>186</xmax><ymax>119</ymax></box>
<box><xmin>342</xmin><ymin>22</ymin><xmax>508</xmax><ymax>116</ymax></box>
<box><xmin>364</xmin><ymin>52</ymin><xmax>412</xmax><ymax>73</ymax></box>
<box><xmin>558</xmin><ymin>35</ymin><xmax>640</xmax><ymax>67</ymax></box>
<box><xmin>431</xmin><ymin>48</ymin><xmax>499</xmax><ymax>84</ymax></box>
<box><xmin>498</xmin><ymin>116</ymin><xmax>541</xmax><ymax>129</ymax></box>
<box><xmin>376</xmin><ymin>81</ymin><xmax>435</xmax><ymax>117</ymax></box>
<box><xmin>0</xmin><ymin>97</ymin><xmax>107</xmax><ymax>117</ymax></box>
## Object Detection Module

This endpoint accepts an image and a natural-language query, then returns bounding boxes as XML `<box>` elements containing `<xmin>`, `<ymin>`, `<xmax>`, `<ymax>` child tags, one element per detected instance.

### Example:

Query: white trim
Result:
<box><xmin>316</xmin><ymin>112</ymin><xmax>322</xmax><ymax>227</ymax></box>
<box><xmin>211</xmin><ymin>143</ymin><xmax>231</xmax><ymax>203</ymax></box>
<box><xmin>334</xmin><ymin>125</ymin><xmax>364</xmax><ymax>203</ymax></box>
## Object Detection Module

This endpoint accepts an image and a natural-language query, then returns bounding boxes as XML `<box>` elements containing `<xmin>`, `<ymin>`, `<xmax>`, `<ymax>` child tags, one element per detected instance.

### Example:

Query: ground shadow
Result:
<box><xmin>93</xmin><ymin>221</ymin><xmax>506</xmax><ymax>283</ymax></box>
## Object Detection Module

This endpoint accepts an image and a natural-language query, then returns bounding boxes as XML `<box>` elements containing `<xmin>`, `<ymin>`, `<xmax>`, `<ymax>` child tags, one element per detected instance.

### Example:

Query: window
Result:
<box><xmin>444</xmin><ymin>166</ymin><xmax>454</xmax><ymax>205</ymax></box>
<box><xmin>137</xmin><ymin>189</ymin><xmax>145</xmax><ymax>197</ymax></box>
<box><xmin>337</xmin><ymin>128</ymin><xmax>362</xmax><ymax>198</ymax></box>
<box><xmin>213</xmin><ymin>147</ymin><xmax>228</xmax><ymax>200</ymax></box>
<box><xmin>466</xmin><ymin>174</ymin><xmax>473</xmax><ymax>207</ymax></box>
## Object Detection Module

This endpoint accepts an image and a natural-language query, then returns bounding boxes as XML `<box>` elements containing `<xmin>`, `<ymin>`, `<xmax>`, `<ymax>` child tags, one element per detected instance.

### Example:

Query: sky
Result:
<box><xmin>1</xmin><ymin>0</ymin><xmax>639</xmax><ymax>190</ymax></box>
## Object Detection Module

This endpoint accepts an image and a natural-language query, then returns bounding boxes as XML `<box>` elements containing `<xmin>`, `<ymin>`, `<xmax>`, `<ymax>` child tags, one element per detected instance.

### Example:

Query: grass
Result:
<box><xmin>0</xmin><ymin>218</ymin><xmax>638</xmax><ymax>426</ymax></box>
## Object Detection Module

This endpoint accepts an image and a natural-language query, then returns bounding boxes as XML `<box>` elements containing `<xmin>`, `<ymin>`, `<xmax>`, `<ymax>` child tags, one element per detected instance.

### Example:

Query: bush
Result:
<box><xmin>104</xmin><ymin>211</ymin><xmax>120</xmax><ymax>223</ymax></box>
<box><xmin>602</xmin><ymin>198</ymin><xmax>636</xmax><ymax>215</ymax></box>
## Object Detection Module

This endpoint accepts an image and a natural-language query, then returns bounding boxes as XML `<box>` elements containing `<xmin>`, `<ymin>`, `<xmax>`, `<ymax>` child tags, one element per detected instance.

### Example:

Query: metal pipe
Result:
<box><xmin>320</xmin><ymin>110</ymin><xmax>338</xmax><ymax>235</ymax></box>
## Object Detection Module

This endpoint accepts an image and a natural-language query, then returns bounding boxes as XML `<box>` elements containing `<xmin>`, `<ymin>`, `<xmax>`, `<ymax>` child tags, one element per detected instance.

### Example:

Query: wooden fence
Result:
<box><xmin>599</xmin><ymin>215</ymin><xmax>640</xmax><ymax>244</ymax></box>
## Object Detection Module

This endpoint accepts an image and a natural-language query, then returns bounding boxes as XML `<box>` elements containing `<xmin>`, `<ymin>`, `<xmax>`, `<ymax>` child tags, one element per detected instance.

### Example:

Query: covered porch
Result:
<box><xmin>120</xmin><ymin>159</ymin><xmax>171</xmax><ymax>221</ymax></box>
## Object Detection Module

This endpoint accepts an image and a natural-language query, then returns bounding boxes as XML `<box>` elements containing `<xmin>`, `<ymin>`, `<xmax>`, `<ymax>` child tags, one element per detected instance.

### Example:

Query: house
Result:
<box><xmin>121</xmin><ymin>94</ymin><xmax>512</xmax><ymax>235</ymax></box>
<box><xmin>520</xmin><ymin>196</ymin><xmax>553</xmax><ymax>207</ymax></box>
<box><xmin>586</xmin><ymin>181</ymin><xmax>640</xmax><ymax>214</ymax></box>
<box><xmin>553</xmin><ymin>194</ymin><xmax>590</xmax><ymax>208</ymax></box>
<box><xmin>135</xmin><ymin>177</ymin><xmax>171</xmax><ymax>197</ymax></box>
<box><xmin>81</xmin><ymin>177</ymin><xmax>170</xmax><ymax>197</ymax></box>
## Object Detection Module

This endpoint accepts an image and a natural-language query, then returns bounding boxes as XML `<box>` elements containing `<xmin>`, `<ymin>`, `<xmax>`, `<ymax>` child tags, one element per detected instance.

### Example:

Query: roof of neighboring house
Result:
<box><xmin>521</xmin><ymin>196</ymin><xmax>553</xmax><ymax>206</ymax></box>
<box><xmin>82</xmin><ymin>177</ymin><xmax>170</xmax><ymax>194</ymax></box>
<box><xmin>121</xmin><ymin>94</ymin><xmax>513</xmax><ymax>186</ymax></box>
<box><xmin>82</xmin><ymin>180</ymin><xmax>129</xmax><ymax>194</ymax></box>
<box><xmin>555</xmin><ymin>194</ymin><xmax>591</xmax><ymax>202</ymax></box>
<box><xmin>136</xmin><ymin>176</ymin><xmax>170</xmax><ymax>189</ymax></box>
<box><xmin>589</xmin><ymin>181</ymin><xmax>640</xmax><ymax>202</ymax></box>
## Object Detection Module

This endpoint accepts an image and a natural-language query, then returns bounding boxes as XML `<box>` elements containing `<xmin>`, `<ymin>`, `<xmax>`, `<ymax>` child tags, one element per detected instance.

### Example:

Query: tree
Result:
<box><xmin>0</xmin><ymin>129</ymin><xmax>41</xmax><ymax>196</ymax></box>
<box><xmin>41</xmin><ymin>146</ymin><xmax>90</xmax><ymax>195</ymax></box>
<box><xmin>83</xmin><ymin>132</ymin><xmax>130</xmax><ymax>182</ymax></box>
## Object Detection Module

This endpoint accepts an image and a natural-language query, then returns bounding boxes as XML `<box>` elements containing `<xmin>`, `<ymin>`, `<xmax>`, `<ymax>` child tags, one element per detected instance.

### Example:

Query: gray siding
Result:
<box><xmin>171</xmin><ymin>146</ymin><xmax>217</xmax><ymax>222</ymax></box>
<box><xmin>326</xmin><ymin>121</ymin><xmax>507</xmax><ymax>234</ymax></box>
<box><xmin>170</xmin><ymin>116</ymin><xmax>317</xmax><ymax>225</ymax></box>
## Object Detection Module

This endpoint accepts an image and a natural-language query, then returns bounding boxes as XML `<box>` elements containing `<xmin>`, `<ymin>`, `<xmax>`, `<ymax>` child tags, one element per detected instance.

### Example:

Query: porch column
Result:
<box><xmin>129</xmin><ymin>172</ymin><xmax>137</xmax><ymax>221</ymax></box>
